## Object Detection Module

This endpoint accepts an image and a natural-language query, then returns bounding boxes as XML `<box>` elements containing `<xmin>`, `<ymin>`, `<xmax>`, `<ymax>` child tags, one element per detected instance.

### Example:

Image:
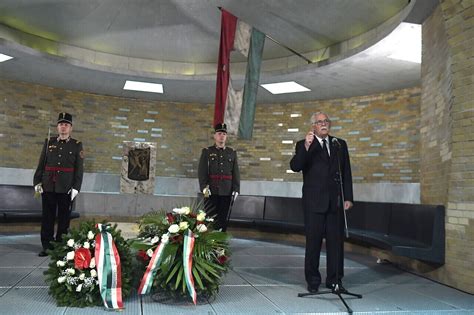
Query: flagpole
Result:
<box><xmin>263</xmin><ymin>34</ymin><xmax>313</xmax><ymax>64</ymax></box>
<box><xmin>217</xmin><ymin>7</ymin><xmax>313</xmax><ymax>64</ymax></box>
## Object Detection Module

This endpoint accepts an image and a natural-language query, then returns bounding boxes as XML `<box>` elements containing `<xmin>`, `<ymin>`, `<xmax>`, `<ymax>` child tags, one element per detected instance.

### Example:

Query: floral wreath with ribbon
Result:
<box><xmin>44</xmin><ymin>221</ymin><xmax>133</xmax><ymax>308</ymax></box>
<box><xmin>131</xmin><ymin>204</ymin><xmax>231</xmax><ymax>304</ymax></box>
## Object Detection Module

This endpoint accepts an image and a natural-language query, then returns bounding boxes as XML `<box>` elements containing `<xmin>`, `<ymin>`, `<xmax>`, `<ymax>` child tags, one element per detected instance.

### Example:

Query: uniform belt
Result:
<box><xmin>209</xmin><ymin>175</ymin><xmax>233</xmax><ymax>180</ymax></box>
<box><xmin>45</xmin><ymin>166</ymin><xmax>75</xmax><ymax>172</ymax></box>
<box><xmin>45</xmin><ymin>166</ymin><xmax>74</xmax><ymax>183</ymax></box>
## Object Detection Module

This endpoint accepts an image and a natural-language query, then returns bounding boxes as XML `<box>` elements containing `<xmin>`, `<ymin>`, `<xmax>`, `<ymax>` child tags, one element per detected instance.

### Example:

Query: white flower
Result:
<box><xmin>150</xmin><ymin>236</ymin><xmax>160</xmax><ymax>244</ymax></box>
<box><xmin>172</xmin><ymin>207</ymin><xmax>183</xmax><ymax>214</ymax></box>
<box><xmin>66</xmin><ymin>268</ymin><xmax>75</xmax><ymax>275</ymax></box>
<box><xmin>179</xmin><ymin>222</ymin><xmax>189</xmax><ymax>230</ymax></box>
<box><xmin>206</xmin><ymin>217</ymin><xmax>214</xmax><ymax>222</ymax></box>
<box><xmin>83</xmin><ymin>241</ymin><xmax>90</xmax><ymax>249</ymax></box>
<box><xmin>67</xmin><ymin>239</ymin><xmax>75</xmax><ymax>247</ymax></box>
<box><xmin>66</xmin><ymin>251</ymin><xmax>75</xmax><ymax>260</ymax></box>
<box><xmin>87</xmin><ymin>231</ymin><xmax>94</xmax><ymax>240</ymax></box>
<box><xmin>146</xmin><ymin>248</ymin><xmax>154</xmax><ymax>257</ymax></box>
<box><xmin>161</xmin><ymin>233</ymin><xmax>170</xmax><ymax>244</ymax></box>
<box><xmin>89</xmin><ymin>257</ymin><xmax>96</xmax><ymax>268</ymax></box>
<box><xmin>168</xmin><ymin>224</ymin><xmax>180</xmax><ymax>233</ymax></box>
<box><xmin>90</xmin><ymin>269</ymin><xmax>97</xmax><ymax>278</ymax></box>
<box><xmin>79</xmin><ymin>273</ymin><xmax>85</xmax><ymax>280</ymax></box>
<box><xmin>197</xmin><ymin>211</ymin><xmax>206</xmax><ymax>221</ymax></box>
<box><xmin>197</xmin><ymin>224</ymin><xmax>208</xmax><ymax>233</ymax></box>
<box><xmin>182</xmin><ymin>207</ymin><xmax>191</xmax><ymax>215</ymax></box>
<box><xmin>76</xmin><ymin>284</ymin><xmax>83</xmax><ymax>292</ymax></box>
<box><xmin>57</xmin><ymin>276</ymin><xmax>66</xmax><ymax>283</ymax></box>
<box><xmin>56</xmin><ymin>260</ymin><xmax>66</xmax><ymax>267</ymax></box>
<box><xmin>172</xmin><ymin>207</ymin><xmax>191</xmax><ymax>215</ymax></box>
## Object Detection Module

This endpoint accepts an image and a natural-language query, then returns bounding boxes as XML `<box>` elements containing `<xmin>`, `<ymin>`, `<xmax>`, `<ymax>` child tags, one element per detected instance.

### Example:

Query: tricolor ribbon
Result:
<box><xmin>183</xmin><ymin>229</ymin><xmax>197</xmax><ymax>304</ymax></box>
<box><xmin>94</xmin><ymin>224</ymin><xmax>123</xmax><ymax>309</ymax></box>
<box><xmin>138</xmin><ymin>239</ymin><xmax>168</xmax><ymax>295</ymax></box>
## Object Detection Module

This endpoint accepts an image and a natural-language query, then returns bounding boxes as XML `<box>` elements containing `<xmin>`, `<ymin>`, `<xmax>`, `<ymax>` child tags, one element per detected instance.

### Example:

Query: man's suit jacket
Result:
<box><xmin>290</xmin><ymin>135</ymin><xmax>353</xmax><ymax>213</ymax></box>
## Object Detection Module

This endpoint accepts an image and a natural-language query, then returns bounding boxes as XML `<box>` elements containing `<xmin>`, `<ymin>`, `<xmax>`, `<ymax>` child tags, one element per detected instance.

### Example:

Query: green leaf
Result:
<box><xmin>165</xmin><ymin>260</ymin><xmax>181</xmax><ymax>284</ymax></box>
<box><xmin>193</xmin><ymin>262</ymin><xmax>214</xmax><ymax>282</ymax></box>
<box><xmin>195</xmin><ymin>258</ymin><xmax>220</xmax><ymax>278</ymax></box>
<box><xmin>192</xmin><ymin>267</ymin><xmax>204</xmax><ymax>290</ymax></box>
<box><xmin>174</xmin><ymin>265</ymin><xmax>184</xmax><ymax>290</ymax></box>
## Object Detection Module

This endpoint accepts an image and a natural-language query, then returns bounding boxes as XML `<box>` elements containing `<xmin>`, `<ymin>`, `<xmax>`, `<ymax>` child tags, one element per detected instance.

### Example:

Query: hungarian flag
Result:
<box><xmin>214</xmin><ymin>9</ymin><xmax>265</xmax><ymax>140</ymax></box>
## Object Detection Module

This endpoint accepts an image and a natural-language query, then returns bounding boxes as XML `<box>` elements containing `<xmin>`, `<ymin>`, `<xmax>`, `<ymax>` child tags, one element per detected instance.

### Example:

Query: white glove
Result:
<box><xmin>69</xmin><ymin>188</ymin><xmax>79</xmax><ymax>201</ymax></box>
<box><xmin>34</xmin><ymin>184</ymin><xmax>43</xmax><ymax>194</ymax></box>
<box><xmin>232</xmin><ymin>191</ymin><xmax>239</xmax><ymax>201</ymax></box>
<box><xmin>203</xmin><ymin>186</ymin><xmax>211</xmax><ymax>198</ymax></box>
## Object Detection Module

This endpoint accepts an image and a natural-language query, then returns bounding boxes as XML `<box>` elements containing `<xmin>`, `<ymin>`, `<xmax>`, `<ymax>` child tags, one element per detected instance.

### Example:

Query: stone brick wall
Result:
<box><xmin>420</xmin><ymin>5</ymin><xmax>453</xmax><ymax>205</ymax></box>
<box><xmin>418</xmin><ymin>1</ymin><xmax>473</xmax><ymax>293</ymax></box>
<box><xmin>0</xmin><ymin>79</ymin><xmax>420</xmax><ymax>184</ymax></box>
<box><xmin>440</xmin><ymin>0</ymin><xmax>474</xmax><ymax>293</ymax></box>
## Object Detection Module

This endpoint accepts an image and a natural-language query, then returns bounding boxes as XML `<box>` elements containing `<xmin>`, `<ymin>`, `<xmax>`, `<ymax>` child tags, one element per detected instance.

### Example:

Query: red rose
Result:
<box><xmin>171</xmin><ymin>234</ymin><xmax>183</xmax><ymax>244</ymax></box>
<box><xmin>74</xmin><ymin>247</ymin><xmax>92</xmax><ymax>270</ymax></box>
<box><xmin>217</xmin><ymin>255</ymin><xmax>228</xmax><ymax>265</ymax></box>
<box><xmin>189</xmin><ymin>213</ymin><xmax>197</xmax><ymax>218</ymax></box>
<box><xmin>137</xmin><ymin>250</ymin><xmax>150</xmax><ymax>262</ymax></box>
<box><xmin>166</xmin><ymin>213</ymin><xmax>175</xmax><ymax>224</ymax></box>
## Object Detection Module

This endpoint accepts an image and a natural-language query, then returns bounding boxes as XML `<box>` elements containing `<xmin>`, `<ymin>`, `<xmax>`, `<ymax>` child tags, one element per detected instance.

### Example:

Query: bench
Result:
<box><xmin>229</xmin><ymin>195</ymin><xmax>445</xmax><ymax>264</ymax></box>
<box><xmin>0</xmin><ymin>184</ymin><xmax>80</xmax><ymax>222</ymax></box>
<box><xmin>345</xmin><ymin>202</ymin><xmax>445</xmax><ymax>264</ymax></box>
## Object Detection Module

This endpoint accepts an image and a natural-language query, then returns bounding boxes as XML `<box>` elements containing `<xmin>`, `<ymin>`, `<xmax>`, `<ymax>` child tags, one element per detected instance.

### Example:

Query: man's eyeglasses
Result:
<box><xmin>312</xmin><ymin>119</ymin><xmax>331</xmax><ymax>125</ymax></box>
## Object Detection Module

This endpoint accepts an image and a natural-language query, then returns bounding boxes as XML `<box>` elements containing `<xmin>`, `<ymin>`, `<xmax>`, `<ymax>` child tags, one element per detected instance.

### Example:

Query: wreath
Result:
<box><xmin>44</xmin><ymin>221</ymin><xmax>133</xmax><ymax>308</ymax></box>
<box><xmin>131</xmin><ymin>203</ymin><xmax>231</xmax><ymax>304</ymax></box>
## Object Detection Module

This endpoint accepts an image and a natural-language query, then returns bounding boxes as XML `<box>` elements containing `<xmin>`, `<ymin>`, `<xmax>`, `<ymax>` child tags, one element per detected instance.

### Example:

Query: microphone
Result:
<box><xmin>332</xmin><ymin>137</ymin><xmax>341</xmax><ymax>147</ymax></box>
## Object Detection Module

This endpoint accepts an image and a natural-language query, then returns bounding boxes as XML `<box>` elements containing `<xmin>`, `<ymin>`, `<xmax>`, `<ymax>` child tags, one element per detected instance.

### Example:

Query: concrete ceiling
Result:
<box><xmin>0</xmin><ymin>0</ymin><xmax>439</xmax><ymax>104</ymax></box>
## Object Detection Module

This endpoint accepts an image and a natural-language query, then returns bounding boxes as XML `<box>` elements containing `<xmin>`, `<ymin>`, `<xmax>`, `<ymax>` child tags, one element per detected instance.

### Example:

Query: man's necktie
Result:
<box><xmin>322</xmin><ymin>139</ymin><xmax>330</xmax><ymax>160</ymax></box>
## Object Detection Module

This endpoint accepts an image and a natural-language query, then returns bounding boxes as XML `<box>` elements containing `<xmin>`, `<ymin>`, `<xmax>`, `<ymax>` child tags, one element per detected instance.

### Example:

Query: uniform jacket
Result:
<box><xmin>290</xmin><ymin>136</ymin><xmax>353</xmax><ymax>213</ymax></box>
<box><xmin>33</xmin><ymin>136</ymin><xmax>84</xmax><ymax>193</ymax></box>
<box><xmin>198</xmin><ymin>146</ymin><xmax>240</xmax><ymax>196</ymax></box>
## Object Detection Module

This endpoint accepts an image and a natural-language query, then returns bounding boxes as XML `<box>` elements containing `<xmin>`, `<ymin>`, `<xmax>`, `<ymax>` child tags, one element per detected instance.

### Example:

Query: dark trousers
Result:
<box><xmin>41</xmin><ymin>192</ymin><xmax>71</xmax><ymax>250</ymax></box>
<box><xmin>204</xmin><ymin>195</ymin><xmax>232</xmax><ymax>232</ymax></box>
<box><xmin>304</xmin><ymin>205</ymin><xmax>345</xmax><ymax>287</ymax></box>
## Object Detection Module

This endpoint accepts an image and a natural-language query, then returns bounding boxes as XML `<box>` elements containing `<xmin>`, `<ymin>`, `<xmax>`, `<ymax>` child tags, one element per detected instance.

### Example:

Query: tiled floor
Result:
<box><xmin>0</xmin><ymin>233</ymin><xmax>473</xmax><ymax>314</ymax></box>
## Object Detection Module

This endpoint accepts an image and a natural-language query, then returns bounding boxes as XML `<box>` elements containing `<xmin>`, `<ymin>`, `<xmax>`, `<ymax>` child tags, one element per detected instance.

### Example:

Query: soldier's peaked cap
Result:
<box><xmin>214</xmin><ymin>123</ymin><xmax>227</xmax><ymax>133</ymax></box>
<box><xmin>57</xmin><ymin>112</ymin><xmax>72</xmax><ymax>124</ymax></box>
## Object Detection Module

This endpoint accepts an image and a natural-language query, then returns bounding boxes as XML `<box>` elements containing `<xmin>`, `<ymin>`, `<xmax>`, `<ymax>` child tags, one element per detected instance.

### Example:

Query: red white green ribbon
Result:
<box><xmin>183</xmin><ymin>229</ymin><xmax>197</xmax><ymax>304</ymax></box>
<box><xmin>138</xmin><ymin>241</ymin><xmax>167</xmax><ymax>295</ymax></box>
<box><xmin>94</xmin><ymin>223</ymin><xmax>123</xmax><ymax>309</ymax></box>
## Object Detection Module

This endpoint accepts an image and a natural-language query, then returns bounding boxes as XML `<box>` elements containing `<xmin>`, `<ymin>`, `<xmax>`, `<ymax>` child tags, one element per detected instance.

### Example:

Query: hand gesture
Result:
<box><xmin>305</xmin><ymin>130</ymin><xmax>315</xmax><ymax>150</ymax></box>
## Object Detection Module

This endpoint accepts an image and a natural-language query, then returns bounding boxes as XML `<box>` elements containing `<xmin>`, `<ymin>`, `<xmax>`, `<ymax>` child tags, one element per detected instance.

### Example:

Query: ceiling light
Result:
<box><xmin>123</xmin><ymin>80</ymin><xmax>163</xmax><ymax>93</ymax></box>
<box><xmin>0</xmin><ymin>53</ymin><xmax>13</xmax><ymax>63</ymax></box>
<box><xmin>261</xmin><ymin>81</ymin><xmax>310</xmax><ymax>94</ymax></box>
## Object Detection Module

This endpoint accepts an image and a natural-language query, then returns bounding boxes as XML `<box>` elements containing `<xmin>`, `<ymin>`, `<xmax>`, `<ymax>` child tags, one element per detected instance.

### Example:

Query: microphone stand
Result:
<box><xmin>298</xmin><ymin>138</ymin><xmax>362</xmax><ymax>314</ymax></box>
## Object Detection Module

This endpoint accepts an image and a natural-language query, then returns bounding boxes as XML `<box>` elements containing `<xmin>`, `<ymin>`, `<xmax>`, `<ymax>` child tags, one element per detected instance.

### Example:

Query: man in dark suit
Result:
<box><xmin>290</xmin><ymin>112</ymin><xmax>353</xmax><ymax>293</ymax></box>
<box><xmin>198</xmin><ymin>123</ymin><xmax>240</xmax><ymax>231</ymax></box>
<box><xmin>34</xmin><ymin>113</ymin><xmax>84</xmax><ymax>256</ymax></box>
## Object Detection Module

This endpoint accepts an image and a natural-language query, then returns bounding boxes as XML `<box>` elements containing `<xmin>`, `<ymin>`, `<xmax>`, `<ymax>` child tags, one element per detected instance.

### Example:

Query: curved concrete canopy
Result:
<box><xmin>0</xmin><ymin>0</ymin><xmax>437</xmax><ymax>103</ymax></box>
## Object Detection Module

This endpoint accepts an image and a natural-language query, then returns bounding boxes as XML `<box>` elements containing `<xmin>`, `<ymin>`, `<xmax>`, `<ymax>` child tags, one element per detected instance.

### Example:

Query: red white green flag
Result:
<box><xmin>214</xmin><ymin>9</ymin><xmax>265</xmax><ymax>139</ymax></box>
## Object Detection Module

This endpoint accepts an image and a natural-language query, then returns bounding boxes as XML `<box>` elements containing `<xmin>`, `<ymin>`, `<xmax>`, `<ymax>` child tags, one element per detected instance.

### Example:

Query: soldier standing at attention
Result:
<box><xmin>198</xmin><ymin>123</ymin><xmax>240</xmax><ymax>231</ymax></box>
<box><xmin>34</xmin><ymin>113</ymin><xmax>84</xmax><ymax>257</ymax></box>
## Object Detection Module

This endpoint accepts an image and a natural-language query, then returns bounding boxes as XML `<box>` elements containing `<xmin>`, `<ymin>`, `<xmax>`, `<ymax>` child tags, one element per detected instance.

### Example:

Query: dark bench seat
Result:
<box><xmin>0</xmin><ymin>184</ymin><xmax>80</xmax><ymax>222</ymax></box>
<box><xmin>227</xmin><ymin>195</ymin><xmax>445</xmax><ymax>265</ymax></box>
<box><xmin>346</xmin><ymin>202</ymin><xmax>445</xmax><ymax>264</ymax></box>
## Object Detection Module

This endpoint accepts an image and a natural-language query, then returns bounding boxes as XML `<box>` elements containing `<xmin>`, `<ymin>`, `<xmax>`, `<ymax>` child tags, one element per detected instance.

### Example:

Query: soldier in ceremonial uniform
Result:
<box><xmin>34</xmin><ymin>113</ymin><xmax>84</xmax><ymax>256</ymax></box>
<box><xmin>198</xmin><ymin>123</ymin><xmax>240</xmax><ymax>231</ymax></box>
